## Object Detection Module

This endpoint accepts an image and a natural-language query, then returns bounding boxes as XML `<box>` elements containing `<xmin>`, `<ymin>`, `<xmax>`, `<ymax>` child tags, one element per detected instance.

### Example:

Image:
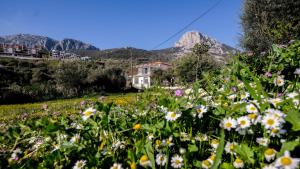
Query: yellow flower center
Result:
<box><xmin>281</xmin><ymin>157</ymin><xmax>292</xmax><ymax>166</ymax></box>
<box><xmin>84</xmin><ymin>111</ymin><xmax>92</xmax><ymax>116</ymax></box>
<box><xmin>248</xmin><ymin>113</ymin><xmax>257</xmax><ymax>119</ymax></box>
<box><xmin>140</xmin><ymin>155</ymin><xmax>149</xmax><ymax>163</ymax></box>
<box><xmin>175</xmin><ymin>159</ymin><xmax>181</xmax><ymax>165</ymax></box>
<box><xmin>230</xmin><ymin>144</ymin><xmax>235</xmax><ymax>151</ymax></box>
<box><xmin>265</xmin><ymin>148</ymin><xmax>275</xmax><ymax>155</ymax></box>
<box><xmin>267</xmin><ymin>119</ymin><xmax>275</xmax><ymax>126</ymax></box>
<box><xmin>156</xmin><ymin>140</ymin><xmax>161</xmax><ymax>146</ymax></box>
<box><xmin>203</xmin><ymin>160</ymin><xmax>211</xmax><ymax>166</ymax></box>
<box><xmin>197</xmin><ymin>109</ymin><xmax>203</xmax><ymax>113</ymax></box>
<box><xmin>277</xmin><ymin>79</ymin><xmax>282</xmax><ymax>84</ymax></box>
<box><xmin>211</xmin><ymin>139</ymin><xmax>219</xmax><ymax>144</ymax></box>
<box><xmin>225</xmin><ymin>122</ymin><xmax>232</xmax><ymax>128</ymax></box>
<box><xmin>171</xmin><ymin>112</ymin><xmax>177</xmax><ymax>118</ymax></box>
<box><xmin>130</xmin><ymin>162</ymin><xmax>137</xmax><ymax>169</ymax></box>
<box><xmin>235</xmin><ymin>158</ymin><xmax>243</xmax><ymax>164</ymax></box>
<box><xmin>250</xmin><ymin>106</ymin><xmax>256</xmax><ymax>111</ymax></box>
<box><xmin>133</xmin><ymin>123</ymin><xmax>142</xmax><ymax>130</ymax></box>
<box><xmin>209</xmin><ymin>154</ymin><xmax>216</xmax><ymax>161</ymax></box>
<box><xmin>240</xmin><ymin>120</ymin><xmax>246</xmax><ymax>125</ymax></box>
<box><xmin>272</xmin><ymin>129</ymin><xmax>279</xmax><ymax>133</ymax></box>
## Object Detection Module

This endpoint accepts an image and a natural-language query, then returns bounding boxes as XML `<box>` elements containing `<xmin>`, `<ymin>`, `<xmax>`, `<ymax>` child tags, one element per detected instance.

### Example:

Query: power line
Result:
<box><xmin>152</xmin><ymin>0</ymin><xmax>223</xmax><ymax>50</ymax></box>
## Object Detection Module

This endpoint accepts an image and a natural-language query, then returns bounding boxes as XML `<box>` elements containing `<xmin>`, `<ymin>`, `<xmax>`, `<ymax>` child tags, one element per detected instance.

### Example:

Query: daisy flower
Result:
<box><xmin>294</xmin><ymin>68</ymin><xmax>300</xmax><ymax>76</ymax></box>
<box><xmin>246</xmin><ymin>103</ymin><xmax>258</xmax><ymax>113</ymax></box>
<box><xmin>140</xmin><ymin>155</ymin><xmax>151</xmax><ymax>167</ymax></box>
<box><xmin>240</xmin><ymin>92</ymin><xmax>250</xmax><ymax>100</ymax></box>
<box><xmin>264</xmin><ymin>148</ymin><xmax>277</xmax><ymax>162</ymax></box>
<box><xmin>220</xmin><ymin>117</ymin><xmax>237</xmax><ymax>131</ymax></box>
<box><xmin>73</xmin><ymin>160</ymin><xmax>86</xmax><ymax>169</ymax></box>
<box><xmin>256</xmin><ymin>137</ymin><xmax>270</xmax><ymax>147</ymax></box>
<box><xmin>195</xmin><ymin>105</ymin><xmax>208</xmax><ymax>119</ymax></box>
<box><xmin>233</xmin><ymin>158</ymin><xmax>244</xmax><ymax>168</ymax></box>
<box><xmin>82</xmin><ymin>107</ymin><xmax>96</xmax><ymax>121</ymax></box>
<box><xmin>274</xmin><ymin>76</ymin><xmax>285</xmax><ymax>86</ymax></box>
<box><xmin>156</xmin><ymin>153</ymin><xmax>167</xmax><ymax>166</ymax></box>
<box><xmin>275</xmin><ymin>151</ymin><xmax>300</xmax><ymax>169</ymax></box>
<box><xmin>268</xmin><ymin>98</ymin><xmax>283</xmax><ymax>107</ymax></box>
<box><xmin>237</xmin><ymin>116</ymin><xmax>251</xmax><ymax>129</ymax></box>
<box><xmin>268</xmin><ymin>128</ymin><xmax>286</xmax><ymax>138</ymax></box>
<box><xmin>225</xmin><ymin>142</ymin><xmax>237</xmax><ymax>154</ymax></box>
<box><xmin>171</xmin><ymin>154</ymin><xmax>183</xmax><ymax>168</ymax></box>
<box><xmin>261</xmin><ymin>114</ymin><xmax>281</xmax><ymax>129</ymax></box>
<box><xmin>287</xmin><ymin>92</ymin><xmax>298</xmax><ymax>99</ymax></box>
<box><xmin>163</xmin><ymin>136</ymin><xmax>174</xmax><ymax>147</ymax></box>
<box><xmin>202</xmin><ymin>159</ymin><xmax>212</xmax><ymax>169</ymax></box>
<box><xmin>210</xmin><ymin>139</ymin><xmax>219</xmax><ymax>149</ymax></box>
<box><xmin>110</xmin><ymin>163</ymin><xmax>123</xmax><ymax>169</ymax></box>
<box><xmin>165</xmin><ymin>111</ymin><xmax>181</xmax><ymax>121</ymax></box>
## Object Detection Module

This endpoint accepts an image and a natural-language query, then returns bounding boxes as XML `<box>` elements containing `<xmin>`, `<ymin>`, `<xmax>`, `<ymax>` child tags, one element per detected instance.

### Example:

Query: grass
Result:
<box><xmin>0</xmin><ymin>93</ymin><xmax>138</xmax><ymax>126</ymax></box>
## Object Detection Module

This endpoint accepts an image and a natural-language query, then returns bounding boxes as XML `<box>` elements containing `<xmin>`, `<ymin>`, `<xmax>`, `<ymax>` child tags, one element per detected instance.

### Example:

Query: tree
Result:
<box><xmin>241</xmin><ymin>0</ymin><xmax>300</xmax><ymax>54</ymax></box>
<box><xmin>174</xmin><ymin>43</ymin><xmax>216</xmax><ymax>83</ymax></box>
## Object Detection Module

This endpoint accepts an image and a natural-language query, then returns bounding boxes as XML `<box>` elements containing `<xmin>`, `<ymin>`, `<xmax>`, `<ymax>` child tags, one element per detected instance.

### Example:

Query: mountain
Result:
<box><xmin>0</xmin><ymin>34</ymin><xmax>98</xmax><ymax>51</ymax></box>
<box><xmin>174</xmin><ymin>31</ymin><xmax>237</xmax><ymax>61</ymax></box>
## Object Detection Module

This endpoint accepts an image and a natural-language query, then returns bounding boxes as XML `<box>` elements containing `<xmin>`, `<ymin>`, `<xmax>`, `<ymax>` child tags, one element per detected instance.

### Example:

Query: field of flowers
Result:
<box><xmin>0</xmin><ymin>41</ymin><xmax>300</xmax><ymax>169</ymax></box>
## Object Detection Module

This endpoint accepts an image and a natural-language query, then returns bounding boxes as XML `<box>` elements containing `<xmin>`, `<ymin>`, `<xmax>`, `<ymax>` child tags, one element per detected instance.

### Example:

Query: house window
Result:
<box><xmin>144</xmin><ymin>68</ymin><xmax>148</xmax><ymax>74</ymax></box>
<box><xmin>144</xmin><ymin>77</ymin><xmax>149</xmax><ymax>83</ymax></box>
<box><xmin>134</xmin><ymin>77</ymin><xmax>138</xmax><ymax>84</ymax></box>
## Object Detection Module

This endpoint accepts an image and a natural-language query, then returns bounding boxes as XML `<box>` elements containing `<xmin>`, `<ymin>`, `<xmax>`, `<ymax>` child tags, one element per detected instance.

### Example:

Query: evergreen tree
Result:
<box><xmin>241</xmin><ymin>0</ymin><xmax>300</xmax><ymax>54</ymax></box>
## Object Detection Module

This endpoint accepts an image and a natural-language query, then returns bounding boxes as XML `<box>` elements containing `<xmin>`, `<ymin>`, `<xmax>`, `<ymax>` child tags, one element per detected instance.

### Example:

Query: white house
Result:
<box><xmin>132</xmin><ymin>61</ymin><xmax>171</xmax><ymax>89</ymax></box>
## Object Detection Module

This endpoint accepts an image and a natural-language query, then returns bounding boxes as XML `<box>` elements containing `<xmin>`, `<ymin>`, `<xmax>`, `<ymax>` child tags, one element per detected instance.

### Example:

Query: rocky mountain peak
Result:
<box><xmin>174</xmin><ymin>31</ymin><xmax>237</xmax><ymax>61</ymax></box>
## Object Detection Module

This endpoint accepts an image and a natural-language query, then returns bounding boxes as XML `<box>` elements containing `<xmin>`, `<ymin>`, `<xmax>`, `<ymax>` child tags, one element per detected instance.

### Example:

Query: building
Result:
<box><xmin>132</xmin><ymin>61</ymin><xmax>172</xmax><ymax>89</ymax></box>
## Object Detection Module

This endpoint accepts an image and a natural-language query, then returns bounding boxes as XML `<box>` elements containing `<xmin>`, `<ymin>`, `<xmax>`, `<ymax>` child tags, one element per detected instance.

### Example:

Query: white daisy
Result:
<box><xmin>237</xmin><ymin>116</ymin><xmax>251</xmax><ymax>129</ymax></box>
<box><xmin>171</xmin><ymin>154</ymin><xmax>184</xmax><ymax>168</ymax></box>
<box><xmin>110</xmin><ymin>163</ymin><xmax>123</xmax><ymax>169</ymax></box>
<box><xmin>220</xmin><ymin>117</ymin><xmax>237</xmax><ymax>131</ymax></box>
<box><xmin>140</xmin><ymin>155</ymin><xmax>151</xmax><ymax>167</ymax></box>
<box><xmin>246</xmin><ymin>103</ymin><xmax>258</xmax><ymax>113</ymax></box>
<box><xmin>275</xmin><ymin>151</ymin><xmax>300</xmax><ymax>169</ymax></box>
<box><xmin>210</xmin><ymin>139</ymin><xmax>219</xmax><ymax>149</ymax></box>
<box><xmin>195</xmin><ymin>105</ymin><xmax>208</xmax><ymax>119</ymax></box>
<box><xmin>163</xmin><ymin>136</ymin><xmax>174</xmax><ymax>147</ymax></box>
<box><xmin>70</xmin><ymin>134</ymin><xmax>80</xmax><ymax>143</ymax></box>
<box><xmin>261</xmin><ymin>114</ymin><xmax>281</xmax><ymax>129</ymax></box>
<box><xmin>202</xmin><ymin>159</ymin><xmax>212</xmax><ymax>169</ymax></box>
<box><xmin>225</xmin><ymin>142</ymin><xmax>237</xmax><ymax>154</ymax></box>
<box><xmin>165</xmin><ymin>111</ymin><xmax>181</xmax><ymax>121</ymax></box>
<box><xmin>268</xmin><ymin>128</ymin><xmax>286</xmax><ymax>138</ymax></box>
<box><xmin>156</xmin><ymin>153</ymin><xmax>167</xmax><ymax>166</ymax></box>
<box><xmin>256</xmin><ymin>137</ymin><xmax>270</xmax><ymax>147</ymax></box>
<box><xmin>274</xmin><ymin>76</ymin><xmax>285</xmax><ymax>86</ymax></box>
<box><xmin>82</xmin><ymin>107</ymin><xmax>96</xmax><ymax>121</ymax></box>
<box><xmin>240</xmin><ymin>92</ymin><xmax>250</xmax><ymax>100</ymax></box>
<box><xmin>264</xmin><ymin>148</ymin><xmax>277</xmax><ymax>162</ymax></box>
<box><xmin>287</xmin><ymin>92</ymin><xmax>298</xmax><ymax>99</ymax></box>
<box><xmin>73</xmin><ymin>160</ymin><xmax>86</xmax><ymax>169</ymax></box>
<box><xmin>268</xmin><ymin>98</ymin><xmax>283</xmax><ymax>108</ymax></box>
<box><xmin>233</xmin><ymin>158</ymin><xmax>244</xmax><ymax>168</ymax></box>
<box><xmin>294</xmin><ymin>68</ymin><xmax>300</xmax><ymax>76</ymax></box>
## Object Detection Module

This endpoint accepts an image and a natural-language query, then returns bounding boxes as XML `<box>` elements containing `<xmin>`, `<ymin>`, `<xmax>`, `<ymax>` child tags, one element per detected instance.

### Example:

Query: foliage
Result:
<box><xmin>241</xmin><ymin>0</ymin><xmax>300</xmax><ymax>54</ymax></box>
<box><xmin>0</xmin><ymin>41</ymin><xmax>300</xmax><ymax>168</ymax></box>
<box><xmin>0</xmin><ymin>59</ymin><xmax>127</xmax><ymax>104</ymax></box>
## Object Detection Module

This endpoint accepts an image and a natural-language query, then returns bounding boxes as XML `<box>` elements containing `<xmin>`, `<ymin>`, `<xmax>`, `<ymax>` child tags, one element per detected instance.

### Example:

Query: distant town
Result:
<box><xmin>0</xmin><ymin>43</ymin><xmax>91</xmax><ymax>61</ymax></box>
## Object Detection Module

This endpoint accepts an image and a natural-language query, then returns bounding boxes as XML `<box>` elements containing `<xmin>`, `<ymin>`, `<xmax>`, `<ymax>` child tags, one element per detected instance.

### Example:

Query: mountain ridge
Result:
<box><xmin>0</xmin><ymin>34</ymin><xmax>98</xmax><ymax>51</ymax></box>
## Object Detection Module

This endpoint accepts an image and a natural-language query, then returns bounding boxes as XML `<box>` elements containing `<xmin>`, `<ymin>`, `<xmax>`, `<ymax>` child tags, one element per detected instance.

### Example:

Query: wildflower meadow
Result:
<box><xmin>1</xmin><ymin>41</ymin><xmax>300</xmax><ymax>169</ymax></box>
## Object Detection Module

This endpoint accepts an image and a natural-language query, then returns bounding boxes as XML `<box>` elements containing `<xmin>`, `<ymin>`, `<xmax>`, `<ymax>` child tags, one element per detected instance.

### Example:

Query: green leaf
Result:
<box><xmin>188</xmin><ymin>144</ymin><xmax>198</xmax><ymax>153</ymax></box>
<box><xmin>286</xmin><ymin>110</ymin><xmax>300</xmax><ymax>131</ymax></box>
<box><xmin>277</xmin><ymin>140</ymin><xmax>299</xmax><ymax>157</ymax></box>
<box><xmin>193</xmin><ymin>160</ymin><xmax>202</xmax><ymax>168</ymax></box>
<box><xmin>235</xmin><ymin>143</ymin><xmax>255</xmax><ymax>164</ymax></box>
<box><xmin>211</xmin><ymin>129</ymin><xmax>225</xmax><ymax>169</ymax></box>
<box><xmin>145</xmin><ymin>142</ymin><xmax>155</xmax><ymax>169</ymax></box>
<box><xmin>220</xmin><ymin>162</ymin><xmax>235</xmax><ymax>169</ymax></box>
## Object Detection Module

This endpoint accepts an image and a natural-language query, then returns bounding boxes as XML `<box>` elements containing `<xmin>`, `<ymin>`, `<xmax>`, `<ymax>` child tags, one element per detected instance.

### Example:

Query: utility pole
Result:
<box><xmin>130</xmin><ymin>47</ymin><xmax>133</xmax><ymax>88</ymax></box>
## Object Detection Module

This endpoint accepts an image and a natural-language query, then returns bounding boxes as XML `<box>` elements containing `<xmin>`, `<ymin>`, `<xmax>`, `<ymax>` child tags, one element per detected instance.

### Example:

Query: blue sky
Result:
<box><xmin>0</xmin><ymin>0</ymin><xmax>243</xmax><ymax>50</ymax></box>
